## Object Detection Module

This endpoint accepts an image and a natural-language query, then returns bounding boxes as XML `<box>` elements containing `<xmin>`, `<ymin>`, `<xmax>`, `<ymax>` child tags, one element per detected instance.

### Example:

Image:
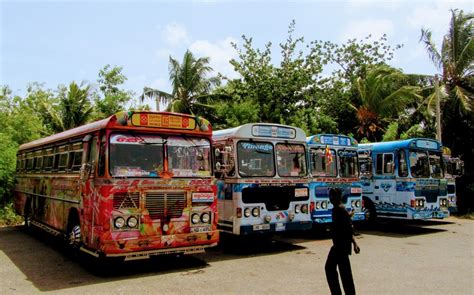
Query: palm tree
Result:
<box><xmin>142</xmin><ymin>50</ymin><xmax>222</xmax><ymax>114</ymax></box>
<box><xmin>42</xmin><ymin>82</ymin><xmax>94</xmax><ymax>132</ymax></box>
<box><xmin>351</xmin><ymin>65</ymin><xmax>421</xmax><ymax>141</ymax></box>
<box><xmin>420</xmin><ymin>9</ymin><xmax>473</xmax><ymax>113</ymax></box>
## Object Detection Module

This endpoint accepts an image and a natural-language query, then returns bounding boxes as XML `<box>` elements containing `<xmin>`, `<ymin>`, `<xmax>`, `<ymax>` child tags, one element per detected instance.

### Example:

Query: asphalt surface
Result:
<box><xmin>0</xmin><ymin>217</ymin><xmax>472</xmax><ymax>294</ymax></box>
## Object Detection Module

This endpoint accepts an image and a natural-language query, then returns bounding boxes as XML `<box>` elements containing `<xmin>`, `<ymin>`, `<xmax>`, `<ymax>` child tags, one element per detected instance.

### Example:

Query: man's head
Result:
<box><xmin>329</xmin><ymin>187</ymin><xmax>342</xmax><ymax>206</ymax></box>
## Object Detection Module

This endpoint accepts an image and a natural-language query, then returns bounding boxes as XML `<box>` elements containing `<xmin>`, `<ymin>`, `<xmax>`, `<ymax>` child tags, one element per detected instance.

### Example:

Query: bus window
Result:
<box><xmin>168</xmin><ymin>136</ymin><xmax>211</xmax><ymax>177</ymax></box>
<box><xmin>409</xmin><ymin>151</ymin><xmax>429</xmax><ymax>178</ymax></box>
<box><xmin>98</xmin><ymin>136</ymin><xmax>106</xmax><ymax>176</ymax></box>
<box><xmin>35</xmin><ymin>156</ymin><xmax>43</xmax><ymax>171</ymax></box>
<box><xmin>310</xmin><ymin>148</ymin><xmax>336</xmax><ymax>177</ymax></box>
<box><xmin>276</xmin><ymin>143</ymin><xmax>306</xmax><ymax>177</ymax></box>
<box><xmin>376</xmin><ymin>153</ymin><xmax>394</xmax><ymax>175</ymax></box>
<box><xmin>429</xmin><ymin>152</ymin><xmax>443</xmax><ymax>178</ymax></box>
<box><xmin>237</xmin><ymin>141</ymin><xmax>274</xmax><ymax>177</ymax></box>
<box><xmin>44</xmin><ymin>155</ymin><xmax>53</xmax><ymax>171</ymax></box>
<box><xmin>58</xmin><ymin>153</ymin><xmax>68</xmax><ymax>172</ymax></box>
<box><xmin>338</xmin><ymin>150</ymin><xmax>358</xmax><ymax>178</ymax></box>
<box><xmin>398</xmin><ymin>150</ymin><xmax>408</xmax><ymax>177</ymax></box>
<box><xmin>70</xmin><ymin>151</ymin><xmax>83</xmax><ymax>172</ymax></box>
<box><xmin>26</xmin><ymin>157</ymin><xmax>35</xmax><ymax>171</ymax></box>
<box><xmin>109</xmin><ymin>133</ymin><xmax>164</xmax><ymax>177</ymax></box>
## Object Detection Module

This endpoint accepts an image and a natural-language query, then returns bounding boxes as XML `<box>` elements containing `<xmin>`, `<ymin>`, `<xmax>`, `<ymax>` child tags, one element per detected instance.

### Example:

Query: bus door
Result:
<box><xmin>214</xmin><ymin>143</ymin><xmax>236</xmax><ymax>232</ymax></box>
<box><xmin>80</xmin><ymin>134</ymin><xmax>99</xmax><ymax>247</ymax></box>
<box><xmin>373</xmin><ymin>152</ymin><xmax>396</xmax><ymax>204</ymax></box>
<box><xmin>358</xmin><ymin>150</ymin><xmax>374</xmax><ymax>196</ymax></box>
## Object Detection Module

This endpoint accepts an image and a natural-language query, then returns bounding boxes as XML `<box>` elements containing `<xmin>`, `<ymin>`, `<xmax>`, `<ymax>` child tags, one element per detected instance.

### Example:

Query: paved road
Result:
<box><xmin>0</xmin><ymin>217</ymin><xmax>472</xmax><ymax>294</ymax></box>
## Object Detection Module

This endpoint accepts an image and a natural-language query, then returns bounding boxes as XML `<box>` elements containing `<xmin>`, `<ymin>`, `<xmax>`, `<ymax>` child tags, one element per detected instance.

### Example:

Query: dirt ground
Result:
<box><xmin>0</xmin><ymin>217</ymin><xmax>472</xmax><ymax>294</ymax></box>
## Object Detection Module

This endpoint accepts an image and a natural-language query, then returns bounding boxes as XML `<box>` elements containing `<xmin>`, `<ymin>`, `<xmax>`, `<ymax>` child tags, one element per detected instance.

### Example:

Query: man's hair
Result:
<box><xmin>329</xmin><ymin>187</ymin><xmax>342</xmax><ymax>202</ymax></box>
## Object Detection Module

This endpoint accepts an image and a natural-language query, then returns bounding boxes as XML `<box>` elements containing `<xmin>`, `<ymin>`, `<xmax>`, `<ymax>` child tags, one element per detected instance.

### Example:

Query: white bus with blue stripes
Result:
<box><xmin>358</xmin><ymin>138</ymin><xmax>449</xmax><ymax>220</ymax></box>
<box><xmin>306</xmin><ymin>134</ymin><xmax>365</xmax><ymax>225</ymax></box>
<box><xmin>213</xmin><ymin>123</ymin><xmax>312</xmax><ymax>235</ymax></box>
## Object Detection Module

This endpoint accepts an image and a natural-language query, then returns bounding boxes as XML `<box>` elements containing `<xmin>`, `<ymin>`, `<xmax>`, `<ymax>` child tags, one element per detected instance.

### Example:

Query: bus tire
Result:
<box><xmin>363</xmin><ymin>197</ymin><xmax>377</xmax><ymax>223</ymax></box>
<box><xmin>67</xmin><ymin>211</ymin><xmax>82</xmax><ymax>249</ymax></box>
<box><xmin>23</xmin><ymin>198</ymin><xmax>33</xmax><ymax>231</ymax></box>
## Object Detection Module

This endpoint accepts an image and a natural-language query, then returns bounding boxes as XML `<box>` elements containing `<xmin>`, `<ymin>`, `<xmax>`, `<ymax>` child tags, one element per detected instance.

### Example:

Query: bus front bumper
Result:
<box><xmin>240</xmin><ymin>220</ymin><xmax>312</xmax><ymax>235</ymax></box>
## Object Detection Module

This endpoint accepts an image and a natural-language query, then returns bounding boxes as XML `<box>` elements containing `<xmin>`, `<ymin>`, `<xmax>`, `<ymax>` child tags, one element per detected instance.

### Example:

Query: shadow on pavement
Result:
<box><xmin>356</xmin><ymin>219</ymin><xmax>451</xmax><ymax>238</ymax></box>
<box><xmin>0</xmin><ymin>225</ymin><xmax>309</xmax><ymax>291</ymax></box>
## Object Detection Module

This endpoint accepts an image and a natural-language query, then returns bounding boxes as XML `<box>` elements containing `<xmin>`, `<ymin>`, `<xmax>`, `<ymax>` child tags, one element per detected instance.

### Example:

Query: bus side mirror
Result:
<box><xmin>215</xmin><ymin>162</ymin><xmax>222</xmax><ymax>171</ymax></box>
<box><xmin>80</xmin><ymin>163</ymin><xmax>92</xmax><ymax>181</ymax></box>
<box><xmin>214</xmin><ymin>148</ymin><xmax>221</xmax><ymax>158</ymax></box>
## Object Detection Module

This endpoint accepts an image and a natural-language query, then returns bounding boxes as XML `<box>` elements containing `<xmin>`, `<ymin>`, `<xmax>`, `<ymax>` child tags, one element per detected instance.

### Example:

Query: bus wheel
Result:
<box><xmin>23</xmin><ymin>200</ymin><xmax>33</xmax><ymax>231</ymax></box>
<box><xmin>67</xmin><ymin>219</ymin><xmax>82</xmax><ymax>249</ymax></box>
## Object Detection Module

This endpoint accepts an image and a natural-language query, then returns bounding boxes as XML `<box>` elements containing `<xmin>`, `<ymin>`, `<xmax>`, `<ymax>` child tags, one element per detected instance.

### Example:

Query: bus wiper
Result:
<box><xmin>129</xmin><ymin>131</ymin><xmax>166</xmax><ymax>145</ymax></box>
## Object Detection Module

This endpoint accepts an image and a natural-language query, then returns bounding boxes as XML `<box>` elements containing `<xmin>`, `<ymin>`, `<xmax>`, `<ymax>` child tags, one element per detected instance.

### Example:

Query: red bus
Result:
<box><xmin>14</xmin><ymin>111</ymin><xmax>219</xmax><ymax>260</ymax></box>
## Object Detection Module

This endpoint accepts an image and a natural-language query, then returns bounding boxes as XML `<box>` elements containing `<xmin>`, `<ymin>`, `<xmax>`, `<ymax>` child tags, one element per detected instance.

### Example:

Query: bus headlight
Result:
<box><xmin>114</xmin><ymin>217</ymin><xmax>125</xmax><ymax>229</ymax></box>
<box><xmin>127</xmin><ymin>216</ymin><xmax>138</xmax><ymax>228</ymax></box>
<box><xmin>351</xmin><ymin>200</ymin><xmax>356</xmax><ymax>208</ymax></box>
<box><xmin>191</xmin><ymin>213</ymin><xmax>200</xmax><ymax>224</ymax></box>
<box><xmin>295</xmin><ymin>205</ymin><xmax>301</xmax><ymax>213</ymax></box>
<box><xmin>264</xmin><ymin>215</ymin><xmax>271</xmax><ymax>223</ymax></box>
<box><xmin>355</xmin><ymin>200</ymin><xmax>361</xmax><ymax>208</ymax></box>
<box><xmin>244</xmin><ymin>208</ymin><xmax>251</xmax><ymax>218</ymax></box>
<box><xmin>301</xmin><ymin>204</ymin><xmax>308</xmax><ymax>214</ymax></box>
<box><xmin>315</xmin><ymin>202</ymin><xmax>321</xmax><ymax>209</ymax></box>
<box><xmin>321</xmin><ymin>201</ymin><xmax>328</xmax><ymax>209</ymax></box>
<box><xmin>252</xmin><ymin>207</ymin><xmax>260</xmax><ymax>217</ymax></box>
<box><xmin>201</xmin><ymin>212</ymin><xmax>211</xmax><ymax>223</ymax></box>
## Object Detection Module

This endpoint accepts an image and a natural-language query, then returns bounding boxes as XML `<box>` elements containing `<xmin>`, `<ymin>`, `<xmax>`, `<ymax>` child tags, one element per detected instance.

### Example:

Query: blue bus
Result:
<box><xmin>307</xmin><ymin>134</ymin><xmax>365</xmax><ymax>224</ymax></box>
<box><xmin>213</xmin><ymin>123</ymin><xmax>312</xmax><ymax>235</ymax></box>
<box><xmin>358</xmin><ymin>138</ymin><xmax>449</xmax><ymax>220</ymax></box>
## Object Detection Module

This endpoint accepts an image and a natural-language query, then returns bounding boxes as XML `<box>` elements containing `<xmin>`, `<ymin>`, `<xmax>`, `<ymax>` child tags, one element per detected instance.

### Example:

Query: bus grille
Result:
<box><xmin>241</xmin><ymin>186</ymin><xmax>308</xmax><ymax>211</ymax></box>
<box><xmin>145</xmin><ymin>192</ymin><xmax>186</xmax><ymax>220</ymax></box>
<box><xmin>113</xmin><ymin>193</ymin><xmax>140</xmax><ymax>209</ymax></box>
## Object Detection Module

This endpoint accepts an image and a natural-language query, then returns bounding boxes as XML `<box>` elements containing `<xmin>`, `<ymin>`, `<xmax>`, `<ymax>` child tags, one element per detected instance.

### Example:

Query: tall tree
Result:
<box><xmin>351</xmin><ymin>65</ymin><xmax>421</xmax><ymax>141</ymax></box>
<box><xmin>42</xmin><ymin>82</ymin><xmax>94</xmax><ymax>132</ymax></box>
<box><xmin>420</xmin><ymin>9</ymin><xmax>473</xmax><ymax>184</ymax></box>
<box><xmin>142</xmin><ymin>50</ymin><xmax>221</xmax><ymax>115</ymax></box>
<box><xmin>420</xmin><ymin>9</ymin><xmax>473</xmax><ymax>113</ymax></box>
<box><xmin>94</xmin><ymin>65</ymin><xmax>135</xmax><ymax>118</ymax></box>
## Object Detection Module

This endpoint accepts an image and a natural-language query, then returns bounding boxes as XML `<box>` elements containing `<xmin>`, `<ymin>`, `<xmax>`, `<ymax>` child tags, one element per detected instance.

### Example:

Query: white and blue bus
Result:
<box><xmin>213</xmin><ymin>123</ymin><xmax>312</xmax><ymax>235</ymax></box>
<box><xmin>443</xmin><ymin>148</ymin><xmax>464</xmax><ymax>213</ymax></box>
<box><xmin>358</xmin><ymin>138</ymin><xmax>449</xmax><ymax>220</ymax></box>
<box><xmin>306</xmin><ymin>134</ymin><xmax>365</xmax><ymax>224</ymax></box>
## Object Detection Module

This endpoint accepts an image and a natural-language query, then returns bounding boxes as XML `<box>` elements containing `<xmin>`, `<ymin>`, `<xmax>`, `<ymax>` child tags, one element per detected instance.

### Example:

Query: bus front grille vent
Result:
<box><xmin>145</xmin><ymin>192</ymin><xmax>186</xmax><ymax>220</ymax></box>
<box><xmin>113</xmin><ymin>193</ymin><xmax>140</xmax><ymax>209</ymax></box>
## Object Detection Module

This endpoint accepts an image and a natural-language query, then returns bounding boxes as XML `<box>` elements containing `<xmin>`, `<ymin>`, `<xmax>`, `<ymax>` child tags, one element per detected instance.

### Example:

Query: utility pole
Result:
<box><xmin>434</xmin><ymin>75</ymin><xmax>442</xmax><ymax>144</ymax></box>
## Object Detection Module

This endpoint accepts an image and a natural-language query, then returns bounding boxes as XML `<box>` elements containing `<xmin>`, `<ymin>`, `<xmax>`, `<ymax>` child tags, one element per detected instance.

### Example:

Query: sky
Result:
<box><xmin>1</xmin><ymin>0</ymin><xmax>472</xmax><ymax>108</ymax></box>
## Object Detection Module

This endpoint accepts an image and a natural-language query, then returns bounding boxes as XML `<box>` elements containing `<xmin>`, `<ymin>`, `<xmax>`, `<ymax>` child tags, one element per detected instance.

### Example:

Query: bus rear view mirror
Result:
<box><xmin>215</xmin><ymin>162</ymin><xmax>222</xmax><ymax>171</ymax></box>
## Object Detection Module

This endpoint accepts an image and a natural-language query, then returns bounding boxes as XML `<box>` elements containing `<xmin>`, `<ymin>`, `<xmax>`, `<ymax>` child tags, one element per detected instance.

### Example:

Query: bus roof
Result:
<box><xmin>213</xmin><ymin>123</ymin><xmax>307</xmax><ymax>142</ymax></box>
<box><xmin>19</xmin><ymin>111</ymin><xmax>212</xmax><ymax>151</ymax></box>
<box><xmin>358</xmin><ymin>138</ymin><xmax>442</xmax><ymax>152</ymax></box>
<box><xmin>306</xmin><ymin>134</ymin><xmax>357</xmax><ymax>147</ymax></box>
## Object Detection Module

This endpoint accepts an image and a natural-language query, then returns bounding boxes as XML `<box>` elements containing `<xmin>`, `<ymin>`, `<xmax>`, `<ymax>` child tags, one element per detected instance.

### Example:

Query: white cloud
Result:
<box><xmin>406</xmin><ymin>1</ymin><xmax>472</xmax><ymax>43</ymax></box>
<box><xmin>160</xmin><ymin>23</ymin><xmax>190</xmax><ymax>47</ymax></box>
<box><xmin>341</xmin><ymin>19</ymin><xmax>394</xmax><ymax>41</ymax></box>
<box><xmin>189</xmin><ymin>37</ymin><xmax>239</xmax><ymax>79</ymax></box>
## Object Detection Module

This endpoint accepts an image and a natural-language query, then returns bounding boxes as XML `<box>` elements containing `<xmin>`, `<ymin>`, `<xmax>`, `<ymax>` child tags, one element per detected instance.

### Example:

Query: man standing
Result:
<box><xmin>325</xmin><ymin>188</ymin><xmax>360</xmax><ymax>295</ymax></box>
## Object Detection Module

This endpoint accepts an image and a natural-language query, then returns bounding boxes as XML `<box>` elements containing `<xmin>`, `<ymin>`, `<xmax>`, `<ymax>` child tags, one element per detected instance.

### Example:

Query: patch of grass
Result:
<box><xmin>0</xmin><ymin>202</ymin><xmax>23</xmax><ymax>227</ymax></box>
<box><xmin>456</xmin><ymin>213</ymin><xmax>474</xmax><ymax>220</ymax></box>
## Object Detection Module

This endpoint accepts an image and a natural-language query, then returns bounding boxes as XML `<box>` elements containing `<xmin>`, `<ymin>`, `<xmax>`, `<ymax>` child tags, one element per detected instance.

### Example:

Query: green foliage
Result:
<box><xmin>0</xmin><ymin>133</ymin><xmax>18</xmax><ymax>206</ymax></box>
<box><xmin>382</xmin><ymin>122</ymin><xmax>399</xmax><ymax>141</ymax></box>
<box><xmin>213</xmin><ymin>100</ymin><xmax>260</xmax><ymax>129</ymax></box>
<box><xmin>94</xmin><ymin>65</ymin><xmax>135</xmax><ymax>118</ymax></box>
<box><xmin>0</xmin><ymin>203</ymin><xmax>23</xmax><ymax>226</ymax></box>
<box><xmin>219</xmin><ymin>20</ymin><xmax>327</xmax><ymax>130</ymax></box>
<box><xmin>142</xmin><ymin>50</ymin><xmax>222</xmax><ymax>115</ymax></box>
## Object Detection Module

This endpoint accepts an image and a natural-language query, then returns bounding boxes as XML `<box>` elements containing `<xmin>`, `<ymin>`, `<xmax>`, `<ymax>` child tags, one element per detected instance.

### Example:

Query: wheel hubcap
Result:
<box><xmin>69</xmin><ymin>225</ymin><xmax>81</xmax><ymax>247</ymax></box>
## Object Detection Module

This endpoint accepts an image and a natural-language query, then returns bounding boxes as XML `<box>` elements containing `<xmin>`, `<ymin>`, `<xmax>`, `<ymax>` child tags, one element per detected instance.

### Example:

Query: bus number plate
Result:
<box><xmin>276</xmin><ymin>222</ymin><xmax>285</xmax><ymax>232</ymax></box>
<box><xmin>253</xmin><ymin>224</ymin><xmax>270</xmax><ymax>231</ymax></box>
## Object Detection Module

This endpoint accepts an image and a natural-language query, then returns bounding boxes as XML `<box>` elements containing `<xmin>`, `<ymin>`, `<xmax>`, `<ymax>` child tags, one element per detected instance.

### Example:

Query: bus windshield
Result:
<box><xmin>109</xmin><ymin>134</ymin><xmax>211</xmax><ymax>177</ymax></box>
<box><xmin>409</xmin><ymin>150</ymin><xmax>430</xmax><ymax>178</ymax></box>
<box><xmin>276</xmin><ymin>143</ymin><xmax>307</xmax><ymax>177</ymax></box>
<box><xmin>428</xmin><ymin>151</ymin><xmax>443</xmax><ymax>178</ymax></box>
<box><xmin>310</xmin><ymin>148</ymin><xmax>336</xmax><ymax>177</ymax></box>
<box><xmin>237</xmin><ymin>141</ymin><xmax>275</xmax><ymax>177</ymax></box>
<box><xmin>338</xmin><ymin>149</ymin><xmax>359</xmax><ymax>178</ymax></box>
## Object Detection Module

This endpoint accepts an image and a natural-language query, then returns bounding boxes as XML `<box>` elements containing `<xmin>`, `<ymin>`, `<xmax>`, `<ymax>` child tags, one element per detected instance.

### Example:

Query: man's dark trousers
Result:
<box><xmin>325</xmin><ymin>245</ymin><xmax>356</xmax><ymax>295</ymax></box>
